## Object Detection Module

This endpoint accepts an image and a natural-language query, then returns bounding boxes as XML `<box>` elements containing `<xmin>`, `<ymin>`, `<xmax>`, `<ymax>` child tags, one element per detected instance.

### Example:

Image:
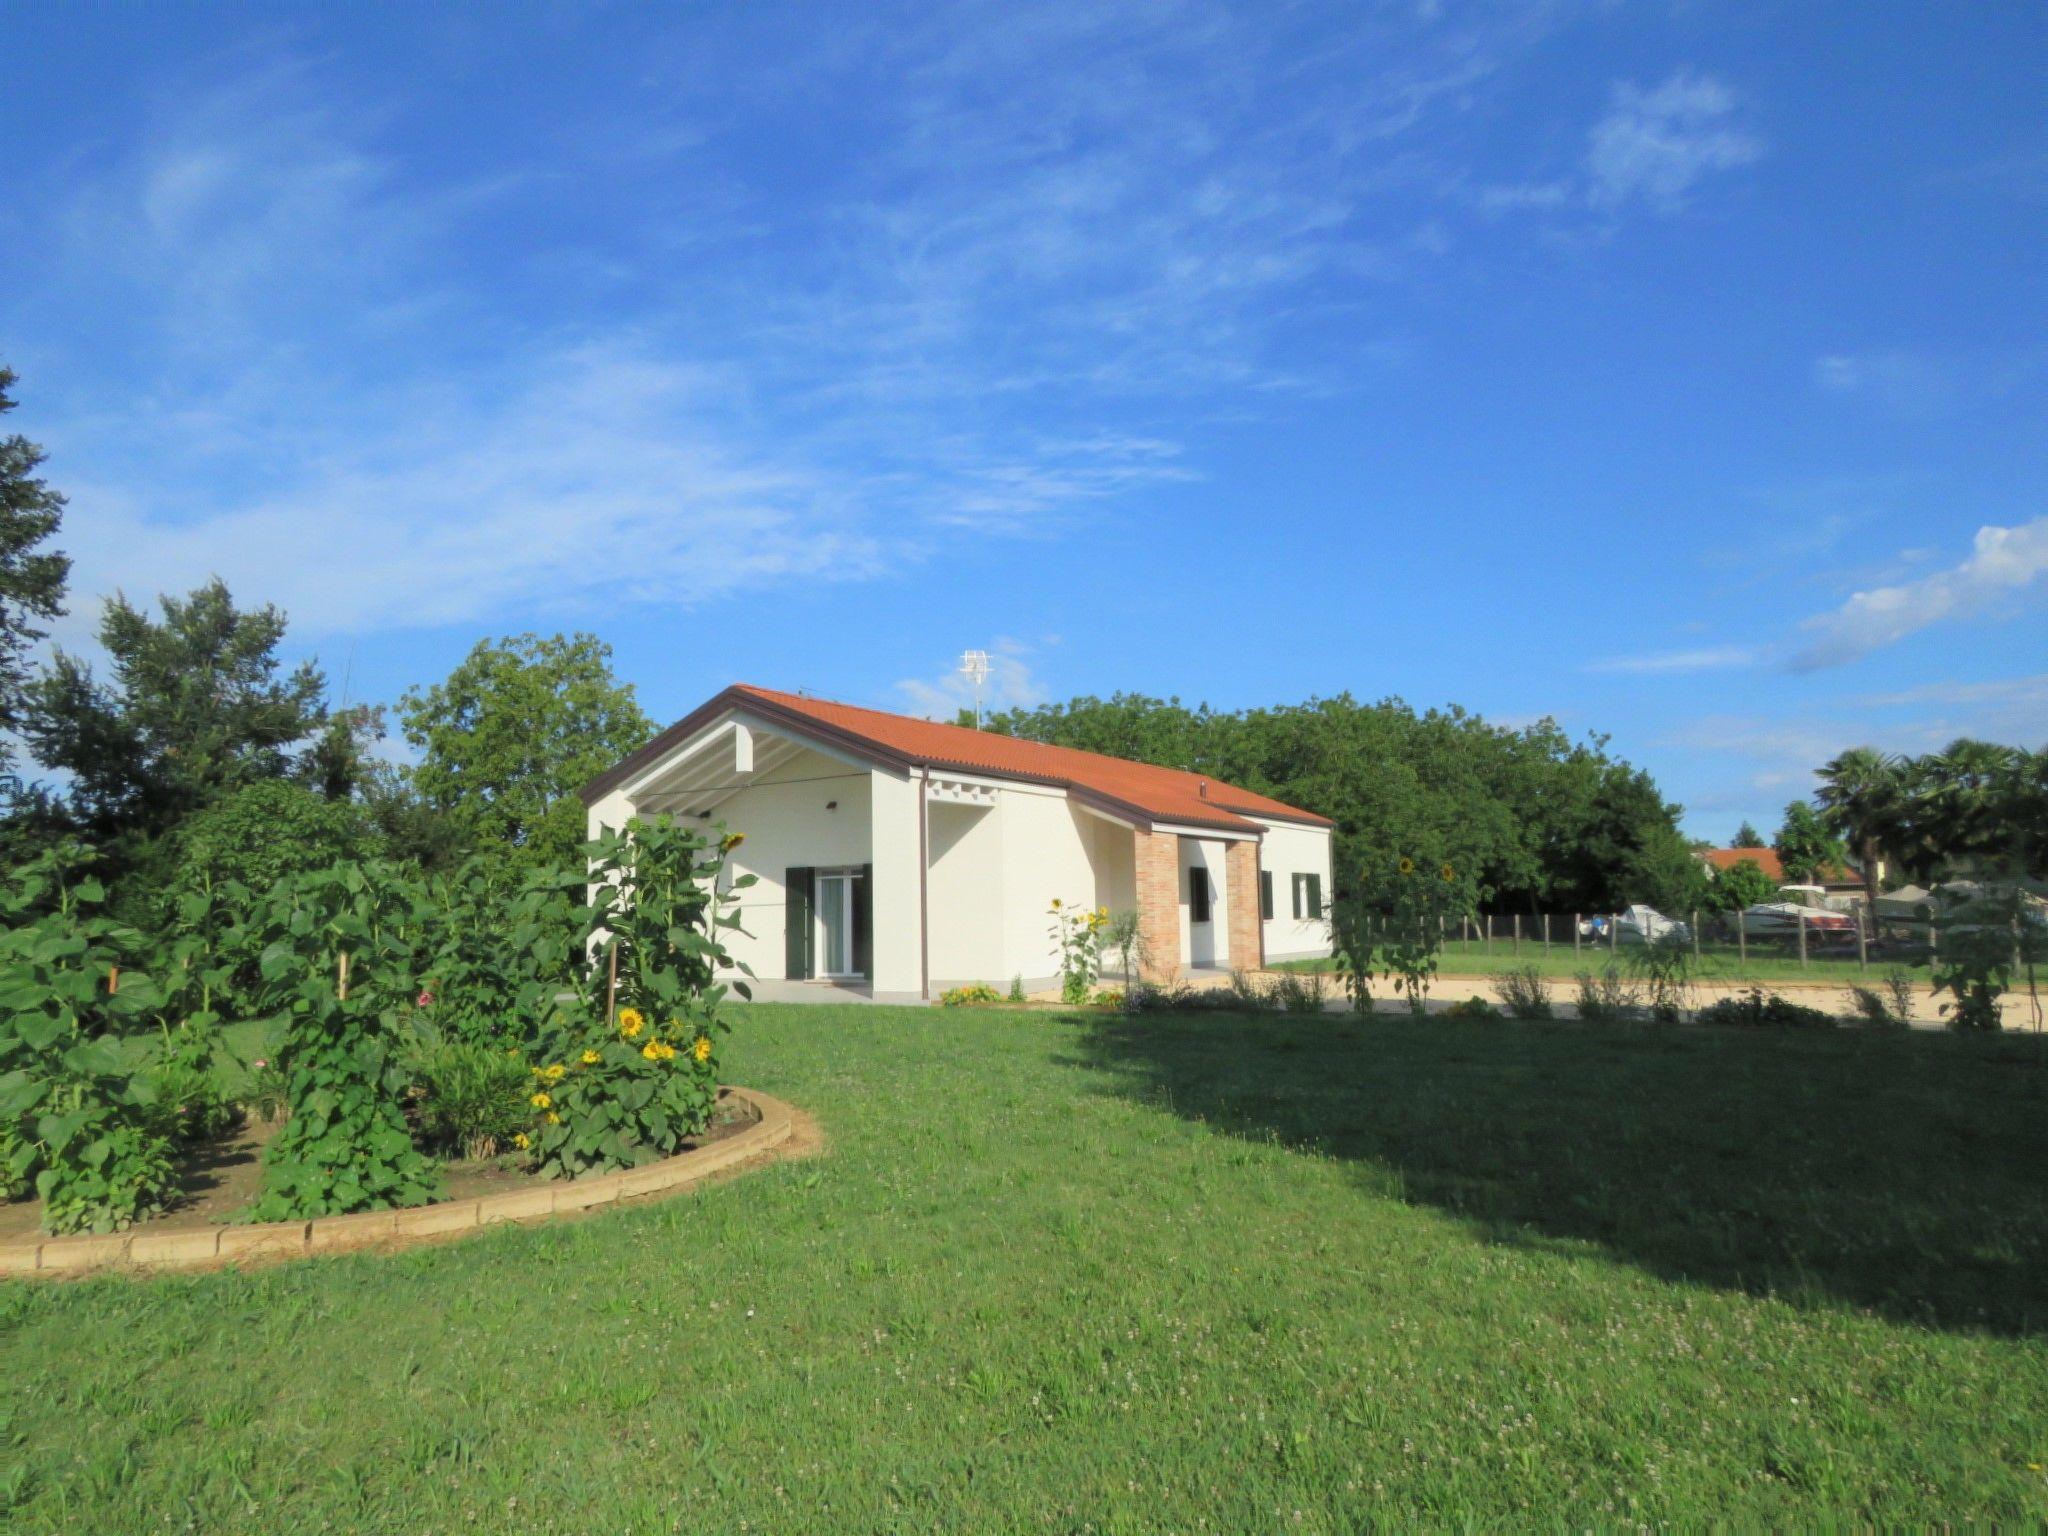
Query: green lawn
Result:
<box><xmin>1275</xmin><ymin>937</ymin><xmax>1915</xmax><ymax>985</ymax></box>
<box><xmin>4</xmin><ymin>1006</ymin><xmax>2045</xmax><ymax>1528</ymax></box>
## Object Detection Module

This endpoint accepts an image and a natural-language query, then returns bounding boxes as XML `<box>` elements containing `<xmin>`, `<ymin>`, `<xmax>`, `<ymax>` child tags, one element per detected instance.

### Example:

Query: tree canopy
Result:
<box><xmin>399</xmin><ymin>633</ymin><xmax>653</xmax><ymax>874</ymax></box>
<box><xmin>0</xmin><ymin>366</ymin><xmax>71</xmax><ymax>785</ymax></box>
<box><xmin>982</xmin><ymin>692</ymin><xmax>1702</xmax><ymax>912</ymax></box>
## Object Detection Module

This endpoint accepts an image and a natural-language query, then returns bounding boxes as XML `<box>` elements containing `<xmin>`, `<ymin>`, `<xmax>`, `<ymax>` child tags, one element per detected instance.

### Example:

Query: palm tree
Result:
<box><xmin>1922</xmin><ymin>739</ymin><xmax>2024</xmax><ymax>877</ymax></box>
<box><xmin>1815</xmin><ymin>746</ymin><xmax>1903</xmax><ymax>912</ymax></box>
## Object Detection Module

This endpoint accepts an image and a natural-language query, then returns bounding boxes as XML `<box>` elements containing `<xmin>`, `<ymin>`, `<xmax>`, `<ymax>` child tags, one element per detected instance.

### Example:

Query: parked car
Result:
<box><xmin>1579</xmin><ymin>904</ymin><xmax>1690</xmax><ymax>945</ymax></box>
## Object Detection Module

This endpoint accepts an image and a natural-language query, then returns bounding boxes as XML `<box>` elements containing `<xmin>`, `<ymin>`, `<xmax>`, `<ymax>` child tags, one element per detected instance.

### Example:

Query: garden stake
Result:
<box><xmin>337</xmin><ymin>951</ymin><xmax>350</xmax><ymax>1001</ymax></box>
<box><xmin>107</xmin><ymin>964</ymin><xmax>119</xmax><ymax>995</ymax></box>
<box><xmin>605</xmin><ymin>940</ymin><xmax>619</xmax><ymax>1025</ymax></box>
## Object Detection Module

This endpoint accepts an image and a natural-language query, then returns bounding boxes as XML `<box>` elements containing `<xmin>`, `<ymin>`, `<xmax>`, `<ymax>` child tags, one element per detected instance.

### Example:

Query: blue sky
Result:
<box><xmin>2</xmin><ymin>1</ymin><xmax>2042</xmax><ymax>840</ymax></box>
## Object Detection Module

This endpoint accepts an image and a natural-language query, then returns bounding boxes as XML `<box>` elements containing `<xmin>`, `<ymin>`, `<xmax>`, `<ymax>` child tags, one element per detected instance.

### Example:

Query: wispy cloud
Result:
<box><xmin>1791</xmin><ymin>516</ymin><xmax>2048</xmax><ymax>670</ymax></box>
<box><xmin>1813</xmin><ymin>350</ymin><xmax>1959</xmax><ymax>419</ymax></box>
<box><xmin>1476</xmin><ymin>70</ymin><xmax>1762</xmax><ymax>221</ymax></box>
<box><xmin>1584</xmin><ymin>645</ymin><xmax>1760</xmax><ymax>676</ymax></box>
<box><xmin>1585</xmin><ymin>72</ymin><xmax>1763</xmax><ymax>213</ymax></box>
<box><xmin>894</xmin><ymin>641</ymin><xmax>1047</xmax><ymax>719</ymax></box>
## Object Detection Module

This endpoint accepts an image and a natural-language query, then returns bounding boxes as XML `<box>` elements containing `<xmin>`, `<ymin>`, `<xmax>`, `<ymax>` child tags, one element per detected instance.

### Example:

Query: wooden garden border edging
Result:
<box><xmin>0</xmin><ymin>1086</ymin><xmax>796</xmax><ymax>1278</ymax></box>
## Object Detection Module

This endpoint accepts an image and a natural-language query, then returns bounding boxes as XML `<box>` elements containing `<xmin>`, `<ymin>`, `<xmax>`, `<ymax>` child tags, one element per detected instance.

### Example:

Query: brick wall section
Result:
<box><xmin>1132</xmin><ymin>828</ymin><xmax>1182</xmax><ymax>982</ymax></box>
<box><xmin>1225</xmin><ymin>838</ymin><xmax>1263</xmax><ymax>971</ymax></box>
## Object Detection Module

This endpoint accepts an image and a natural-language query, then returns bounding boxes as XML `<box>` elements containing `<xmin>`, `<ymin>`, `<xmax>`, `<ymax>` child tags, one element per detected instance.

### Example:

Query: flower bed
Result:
<box><xmin>0</xmin><ymin>1085</ymin><xmax>795</xmax><ymax>1277</ymax></box>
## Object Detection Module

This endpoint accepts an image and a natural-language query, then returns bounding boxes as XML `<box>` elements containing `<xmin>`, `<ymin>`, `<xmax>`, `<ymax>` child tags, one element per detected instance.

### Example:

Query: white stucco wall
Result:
<box><xmin>1256</xmin><ymin>817</ymin><xmax>1334</xmax><ymax>961</ymax></box>
<box><xmin>927</xmin><ymin>801</ymin><xmax>1004</xmax><ymax>987</ymax></box>
<box><xmin>989</xmin><ymin>786</ymin><xmax>1117</xmax><ymax>989</ymax></box>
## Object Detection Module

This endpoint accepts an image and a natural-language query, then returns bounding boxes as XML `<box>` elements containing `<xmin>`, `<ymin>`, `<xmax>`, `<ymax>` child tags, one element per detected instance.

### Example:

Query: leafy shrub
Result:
<box><xmin>531</xmin><ymin>817</ymin><xmax>744</xmax><ymax>1178</ymax></box>
<box><xmin>1092</xmin><ymin>987</ymin><xmax>1125</xmax><ymax>1008</ymax></box>
<box><xmin>1228</xmin><ymin>968</ymin><xmax>1276</xmax><ymax>1012</ymax></box>
<box><xmin>0</xmin><ymin>1122</ymin><xmax>28</xmax><ymax>1201</ymax></box>
<box><xmin>1573</xmin><ymin>969</ymin><xmax>1643</xmax><ymax>1023</ymax></box>
<box><xmin>247</xmin><ymin>1058</ymin><xmax>289</xmax><ymax>1125</ymax></box>
<box><xmin>1490</xmin><ymin>966</ymin><xmax>1553</xmax><ymax>1020</ymax></box>
<box><xmin>1695</xmin><ymin>986</ymin><xmax>1835</xmax><ymax>1030</ymax></box>
<box><xmin>419</xmin><ymin>858</ymin><xmax>589</xmax><ymax>1050</ymax></box>
<box><xmin>1444</xmin><ymin>996</ymin><xmax>1500</xmax><ymax>1019</ymax></box>
<box><xmin>1622</xmin><ymin>936</ymin><xmax>1696</xmax><ymax>1023</ymax></box>
<box><xmin>132</xmin><ymin>1025</ymin><xmax>241</xmax><ymax>1146</ymax></box>
<box><xmin>34</xmin><ymin>1087</ymin><xmax>177</xmax><ymax>1235</ymax></box>
<box><xmin>404</xmin><ymin>1031</ymin><xmax>531</xmax><ymax>1159</ymax></box>
<box><xmin>1273</xmin><ymin>970</ymin><xmax>1328</xmax><ymax>1014</ymax></box>
<box><xmin>1006</xmin><ymin>975</ymin><xmax>1025</xmax><ymax>1003</ymax></box>
<box><xmin>940</xmin><ymin>983</ymin><xmax>1002</xmax><ymax>1006</ymax></box>
<box><xmin>1844</xmin><ymin>970</ymin><xmax>1916</xmax><ymax>1029</ymax></box>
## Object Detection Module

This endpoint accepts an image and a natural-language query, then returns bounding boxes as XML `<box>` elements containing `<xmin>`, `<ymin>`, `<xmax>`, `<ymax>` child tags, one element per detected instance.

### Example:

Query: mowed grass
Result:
<box><xmin>1275</xmin><ymin>938</ymin><xmax>1918</xmax><ymax>985</ymax></box>
<box><xmin>4</xmin><ymin>1007</ymin><xmax>2046</xmax><ymax>1529</ymax></box>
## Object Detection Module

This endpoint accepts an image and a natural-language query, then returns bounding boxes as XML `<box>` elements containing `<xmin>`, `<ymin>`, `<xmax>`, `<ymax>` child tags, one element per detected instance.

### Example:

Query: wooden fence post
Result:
<box><xmin>1857</xmin><ymin>909</ymin><xmax>1869</xmax><ymax>970</ymax></box>
<box><xmin>1737</xmin><ymin>912</ymin><xmax>1746</xmax><ymax>972</ymax></box>
<box><xmin>1797</xmin><ymin>910</ymin><xmax>1808</xmax><ymax>969</ymax></box>
<box><xmin>1691</xmin><ymin>910</ymin><xmax>1700</xmax><ymax>966</ymax></box>
<box><xmin>1609</xmin><ymin>915</ymin><xmax>1617</xmax><ymax>958</ymax></box>
<box><xmin>1512</xmin><ymin>913</ymin><xmax>1521</xmax><ymax>954</ymax></box>
<box><xmin>1572</xmin><ymin>914</ymin><xmax>1581</xmax><ymax>960</ymax></box>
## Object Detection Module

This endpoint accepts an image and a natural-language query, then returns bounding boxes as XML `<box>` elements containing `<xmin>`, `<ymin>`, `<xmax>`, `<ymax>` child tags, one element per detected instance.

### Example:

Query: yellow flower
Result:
<box><xmin>580</xmin><ymin>1049</ymin><xmax>601</xmax><ymax>1066</ymax></box>
<box><xmin>511</xmin><ymin>1132</ymin><xmax>530</xmax><ymax>1150</ymax></box>
<box><xmin>1439</xmin><ymin>863</ymin><xmax>1456</xmax><ymax>883</ymax></box>
<box><xmin>721</xmin><ymin>831</ymin><xmax>746</xmax><ymax>852</ymax></box>
<box><xmin>619</xmin><ymin>1008</ymin><xmax>644</xmax><ymax>1038</ymax></box>
<box><xmin>529</xmin><ymin>1091</ymin><xmax>552</xmax><ymax>1109</ymax></box>
<box><xmin>545</xmin><ymin>1111</ymin><xmax>561</xmax><ymax>1125</ymax></box>
<box><xmin>693</xmin><ymin>1036</ymin><xmax>713</xmax><ymax>1063</ymax></box>
<box><xmin>643</xmin><ymin>1040</ymin><xmax>677</xmax><ymax>1061</ymax></box>
<box><xmin>542</xmin><ymin>1063</ymin><xmax>566</xmax><ymax>1082</ymax></box>
<box><xmin>1049</xmin><ymin>898</ymin><xmax>1063</xmax><ymax>910</ymax></box>
<box><xmin>1398</xmin><ymin>857</ymin><xmax>1415</xmax><ymax>876</ymax></box>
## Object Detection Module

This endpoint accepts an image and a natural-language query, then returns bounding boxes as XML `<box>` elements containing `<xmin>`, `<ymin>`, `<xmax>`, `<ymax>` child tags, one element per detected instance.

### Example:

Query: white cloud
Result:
<box><xmin>1584</xmin><ymin>645</ymin><xmax>1759</xmax><ymax>675</ymax></box>
<box><xmin>1791</xmin><ymin>517</ymin><xmax>2048</xmax><ymax>669</ymax></box>
<box><xmin>1813</xmin><ymin>350</ymin><xmax>1959</xmax><ymax>418</ymax></box>
<box><xmin>1585</xmin><ymin>72</ymin><xmax>1762</xmax><ymax>213</ymax></box>
<box><xmin>894</xmin><ymin>642</ymin><xmax>1047</xmax><ymax>720</ymax></box>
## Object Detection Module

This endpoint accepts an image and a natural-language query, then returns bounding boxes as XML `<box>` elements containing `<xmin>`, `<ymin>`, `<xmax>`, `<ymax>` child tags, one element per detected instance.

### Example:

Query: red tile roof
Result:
<box><xmin>584</xmin><ymin>683</ymin><xmax>1332</xmax><ymax>834</ymax></box>
<box><xmin>1699</xmin><ymin>847</ymin><xmax>1860</xmax><ymax>884</ymax></box>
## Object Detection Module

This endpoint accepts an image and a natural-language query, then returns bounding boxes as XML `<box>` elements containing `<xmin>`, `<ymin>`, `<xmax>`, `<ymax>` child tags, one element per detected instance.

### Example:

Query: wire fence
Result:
<box><xmin>1405</xmin><ymin>910</ymin><xmax>1935</xmax><ymax>979</ymax></box>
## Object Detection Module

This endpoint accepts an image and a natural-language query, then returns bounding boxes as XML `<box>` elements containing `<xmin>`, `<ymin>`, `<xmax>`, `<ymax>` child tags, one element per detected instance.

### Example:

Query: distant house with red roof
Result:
<box><xmin>583</xmin><ymin>685</ymin><xmax>1335</xmax><ymax>1002</ymax></box>
<box><xmin>1697</xmin><ymin>846</ymin><xmax>1867</xmax><ymax>903</ymax></box>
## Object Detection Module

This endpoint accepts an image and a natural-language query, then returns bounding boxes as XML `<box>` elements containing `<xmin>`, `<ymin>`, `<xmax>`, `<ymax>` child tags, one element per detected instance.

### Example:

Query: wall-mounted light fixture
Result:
<box><xmin>825</xmin><ymin>800</ymin><xmax>838</xmax><ymax>811</ymax></box>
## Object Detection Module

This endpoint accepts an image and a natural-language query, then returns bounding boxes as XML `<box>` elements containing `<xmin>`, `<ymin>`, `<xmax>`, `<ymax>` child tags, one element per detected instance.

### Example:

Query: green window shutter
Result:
<box><xmin>1259</xmin><ymin>870</ymin><xmax>1273</xmax><ymax>922</ymax></box>
<box><xmin>1189</xmin><ymin>865</ymin><xmax>1211</xmax><ymax>924</ymax></box>
<box><xmin>853</xmin><ymin>863</ymin><xmax>873</xmax><ymax>979</ymax></box>
<box><xmin>785</xmin><ymin>867</ymin><xmax>815</xmax><ymax>980</ymax></box>
<box><xmin>1306</xmin><ymin>873</ymin><xmax>1323</xmax><ymax>919</ymax></box>
<box><xmin>1291</xmin><ymin>874</ymin><xmax>1303</xmax><ymax>920</ymax></box>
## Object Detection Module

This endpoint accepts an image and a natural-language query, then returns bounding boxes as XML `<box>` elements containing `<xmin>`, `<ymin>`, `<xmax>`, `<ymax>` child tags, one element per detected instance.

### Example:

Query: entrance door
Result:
<box><xmin>814</xmin><ymin>868</ymin><xmax>869</xmax><ymax>978</ymax></box>
<box><xmin>1189</xmin><ymin>862</ymin><xmax>1218</xmax><ymax>967</ymax></box>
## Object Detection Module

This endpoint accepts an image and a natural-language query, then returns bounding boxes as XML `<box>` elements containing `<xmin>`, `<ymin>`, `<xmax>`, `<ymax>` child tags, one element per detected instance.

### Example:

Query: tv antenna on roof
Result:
<box><xmin>959</xmin><ymin>649</ymin><xmax>991</xmax><ymax>729</ymax></box>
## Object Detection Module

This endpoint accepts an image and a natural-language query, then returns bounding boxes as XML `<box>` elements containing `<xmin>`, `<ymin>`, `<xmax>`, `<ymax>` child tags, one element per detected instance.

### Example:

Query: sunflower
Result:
<box><xmin>511</xmin><ymin>1132</ymin><xmax>530</xmax><ymax>1150</ymax></box>
<box><xmin>1398</xmin><ymin>857</ymin><xmax>1415</xmax><ymax>876</ymax></box>
<box><xmin>580</xmin><ymin>1049</ymin><xmax>602</xmax><ymax>1066</ymax></box>
<box><xmin>529</xmin><ymin>1091</ymin><xmax>552</xmax><ymax>1110</ymax></box>
<box><xmin>618</xmin><ymin>1008</ymin><xmax>645</xmax><ymax>1038</ymax></box>
<box><xmin>1439</xmin><ymin>863</ymin><xmax>1456</xmax><ymax>883</ymax></box>
<box><xmin>693</xmin><ymin>1035</ymin><xmax>713</xmax><ymax>1063</ymax></box>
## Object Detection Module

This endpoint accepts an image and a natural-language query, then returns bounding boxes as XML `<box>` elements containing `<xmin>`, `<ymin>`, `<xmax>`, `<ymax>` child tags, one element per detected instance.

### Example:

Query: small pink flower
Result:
<box><xmin>252</xmin><ymin>1059</ymin><xmax>268</xmax><ymax>1070</ymax></box>
<box><xmin>416</xmin><ymin>990</ymin><xmax>435</xmax><ymax>1009</ymax></box>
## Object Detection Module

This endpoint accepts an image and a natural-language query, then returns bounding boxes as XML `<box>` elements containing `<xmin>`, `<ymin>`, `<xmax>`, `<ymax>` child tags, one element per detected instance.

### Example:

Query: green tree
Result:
<box><xmin>0</xmin><ymin>366</ymin><xmax>71</xmax><ymax>786</ymax></box>
<box><xmin>1709</xmin><ymin>857</ymin><xmax>1779</xmax><ymax>913</ymax></box>
<box><xmin>23</xmin><ymin>579</ymin><xmax>326</xmax><ymax>847</ymax></box>
<box><xmin>174</xmin><ymin>779</ymin><xmax>373</xmax><ymax>897</ymax></box>
<box><xmin>1774</xmin><ymin>800</ymin><xmax>1845</xmax><ymax>886</ymax></box>
<box><xmin>1731</xmin><ymin>821</ymin><xmax>1766</xmax><ymax>849</ymax></box>
<box><xmin>400</xmin><ymin>633</ymin><xmax>652</xmax><ymax>874</ymax></box>
<box><xmin>1815</xmin><ymin>747</ymin><xmax>1903</xmax><ymax>911</ymax></box>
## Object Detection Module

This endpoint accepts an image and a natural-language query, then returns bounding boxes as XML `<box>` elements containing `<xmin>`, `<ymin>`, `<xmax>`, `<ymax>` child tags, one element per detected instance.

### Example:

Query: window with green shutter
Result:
<box><xmin>785</xmin><ymin>867</ymin><xmax>815</xmax><ymax>980</ymax></box>
<box><xmin>1259</xmin><ymin>869</ymin><xmax>1274</xmax><ymax>921</ymax></box>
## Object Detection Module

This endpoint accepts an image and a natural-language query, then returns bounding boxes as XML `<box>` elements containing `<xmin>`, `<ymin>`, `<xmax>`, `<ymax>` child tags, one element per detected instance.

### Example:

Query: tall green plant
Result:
<box><xmin>1332</xmin><ymin>855</ymin><xmax>1475</xmax><ymax>1014</ymax></box>
<box><xmin>528</xmin><ymin>817</ymin><xmax>749</xmax><ymax>1178</ymax></box>
<box><xmin>244</xmin><ymin>861</ymin><xmax>441</xmax><ymax>1219</ymax></box>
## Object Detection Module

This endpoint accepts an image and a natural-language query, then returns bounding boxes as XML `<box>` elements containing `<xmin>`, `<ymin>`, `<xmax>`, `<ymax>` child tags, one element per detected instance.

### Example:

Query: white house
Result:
<box><xmin>582</xmin><ymin>685</ymin><xmax>1336</xmax><ymax>1003</ymax></box>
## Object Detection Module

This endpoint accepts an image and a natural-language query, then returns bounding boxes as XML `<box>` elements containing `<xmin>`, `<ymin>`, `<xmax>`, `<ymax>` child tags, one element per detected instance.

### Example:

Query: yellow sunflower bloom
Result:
<box><xmin>619</xmin><ymin>1011</ymin><xmax>644</xmax><ymax>1038</ymax></box>
<box><xmin>529</xmin><ymin>1091</ymin><xmax>552</xmax><ymax>1109</ymax></box>
<box><xmin>1439</xmin><ymin>863</ymin><xmax>1456</xmax><ymax>883</ymax></box>
<box><xmin>542</xmin><ymin>1063</ymin><xmax>566</xmax><ymax>1082</ymax></box>
<box><xmin>693</xmin><ymin>1036</ymin><xmax>713</xmax><ymax>1063</ymax></box>
<box><xmin>1398</xmin><ymin>857</ymin><xmax>1416</xmax><ymax>876</ymax></box>
<box><xmin>580</xmin><ymin>1049</ymin><xmax>602</xmax><ymax>1066</ymax></box>
<box><xmin>511</xmin><ymin>1132</ymin><xmax>530</xmax><ymax>1150</ymax></box>
<box><xmin>641</xmin><ymin>1041</ymin><xmax>663</xmax><ymax>1061</ymax></box>
<box><xmin>545</xmin><ymin>1111</ymin><xmax>561</xmax><ymax>1125</ymax></box>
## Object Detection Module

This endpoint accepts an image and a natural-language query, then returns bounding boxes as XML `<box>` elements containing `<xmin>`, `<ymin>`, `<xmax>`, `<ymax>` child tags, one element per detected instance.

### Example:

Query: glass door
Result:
<box><xmin>816</xmin><ymin>871</ymin><xmax>852</xmax><ymax>977</ymax></box>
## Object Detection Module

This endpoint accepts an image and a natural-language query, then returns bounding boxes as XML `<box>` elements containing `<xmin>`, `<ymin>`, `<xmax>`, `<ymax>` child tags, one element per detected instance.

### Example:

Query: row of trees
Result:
<box><xmin>980</xmin><ymin>694</ymin><xmax>1706</xmax><ymax>915</ymax></box>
